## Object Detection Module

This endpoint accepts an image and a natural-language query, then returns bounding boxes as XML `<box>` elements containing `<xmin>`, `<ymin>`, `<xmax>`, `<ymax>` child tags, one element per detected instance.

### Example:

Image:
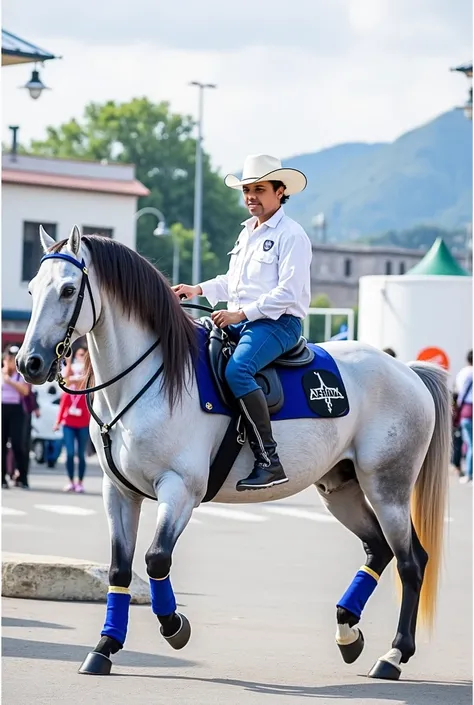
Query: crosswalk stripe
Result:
<box><xmin>2</xmin><ymin>507</ymin><xmax>27</xmax><ymax>516</ymax></box>
<box><xmin>195</xmin><ymin>506</ymin><xmax>268</xmax><ymax>522</ymax></box>
<box><xmin>265</xmin><ymin>506</ymin><xmax>337</xmax><ymax>523</ymax></box>
<box><xmin>3</xmin><ymin>504</ymin><xmax>456</xmax><ymax>525</ymax></box>
<box><xmin>2</xmin><ymin>522</ymin><xmax>53</xmax><ymax>532</ymax></box>
<box><xmin>34</xmin><ymin>504</ymin><xmax>96</xmax><ymax>516</ymax></box>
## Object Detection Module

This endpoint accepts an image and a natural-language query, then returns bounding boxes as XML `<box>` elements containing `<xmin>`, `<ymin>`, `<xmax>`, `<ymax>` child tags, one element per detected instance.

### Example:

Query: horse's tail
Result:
<box><xmin>407</xmin><ymin>361</ymin><xmax>451</xmax><ymax>628</ymax></box>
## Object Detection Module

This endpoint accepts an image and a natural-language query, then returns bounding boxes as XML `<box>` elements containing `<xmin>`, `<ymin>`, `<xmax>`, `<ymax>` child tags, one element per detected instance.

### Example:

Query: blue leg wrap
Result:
<box><xmin>149</xmin><ymin>576</ymin><xmax>177</xmax><ymax>616</ymax></box>
<box><xmin>337</xmin><ymin>568</ymin><xmax>379</xmax><ymax>619</ymax></box>
<box><xmin>101</xmin><ymin>590</ymin><xmax>131</xmax><ymax>646</ymax></box>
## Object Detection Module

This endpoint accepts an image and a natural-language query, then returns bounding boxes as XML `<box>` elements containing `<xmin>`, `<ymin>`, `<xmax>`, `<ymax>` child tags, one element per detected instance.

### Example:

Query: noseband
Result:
<box><xmin>40</xmin><ymin>253</ymin><xmax>97</xmax><ymax>361</ymax></box>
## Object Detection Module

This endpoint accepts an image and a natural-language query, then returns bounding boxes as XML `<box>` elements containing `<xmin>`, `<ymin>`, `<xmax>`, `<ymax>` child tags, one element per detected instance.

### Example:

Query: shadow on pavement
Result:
<box><xmin>2</xmin><ymin>617</ymin><xmax>72</xmax><ymax>630</ymax></box>
<box><xmin>2</xmin><ymin>636</ymin><xmax>197</xmax><ymax>669</ymax></box>
<box><xmin>119</xmin><ymin>674</ymin><xmax>473</xmax><ymax>703</ymax></box>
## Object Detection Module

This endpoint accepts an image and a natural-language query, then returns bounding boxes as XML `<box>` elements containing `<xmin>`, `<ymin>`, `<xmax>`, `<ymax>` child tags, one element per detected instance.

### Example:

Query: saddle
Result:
<box><xmin>200</xmin><ymin>317</ymin><xmax>315</xmax><ymax>415</ymax></box>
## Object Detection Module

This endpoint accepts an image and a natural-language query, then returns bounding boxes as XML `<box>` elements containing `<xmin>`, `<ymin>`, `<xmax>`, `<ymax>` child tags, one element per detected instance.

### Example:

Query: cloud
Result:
<box><xmin>4</xmin><ymin>0</ymin><xmax>471</xmax><ymax>54</ymax></box>
<box><xmin>2</xmin><ymin>0</ymin><xmax>472</xmax><ymax>173</ymax></box>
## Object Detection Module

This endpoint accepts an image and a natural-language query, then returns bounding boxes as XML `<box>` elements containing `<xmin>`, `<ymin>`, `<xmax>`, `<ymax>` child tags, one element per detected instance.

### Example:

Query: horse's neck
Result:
<box><xmin>86</xmin><ymin>304</ymin><xmax>163</xmax><ymax>412</ymax></box>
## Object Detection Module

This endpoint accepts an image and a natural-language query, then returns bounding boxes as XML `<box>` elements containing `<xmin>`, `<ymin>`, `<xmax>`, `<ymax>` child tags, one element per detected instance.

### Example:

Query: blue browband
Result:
<box><xmin>40</xmin><ymin>253</ymin><xmax>87</xmax><ymax>272</ymax></box>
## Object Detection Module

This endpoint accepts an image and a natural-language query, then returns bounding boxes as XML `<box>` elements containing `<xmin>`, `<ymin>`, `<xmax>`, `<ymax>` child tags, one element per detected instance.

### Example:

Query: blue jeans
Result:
<box><xmin>225</xmin><ymin>315</ymin><xmax>302</xmax><ymax>398</ymax></box>
<box><xmin>45</xmin><ymin>439</ymin><xmax>62</xmax><ymax>465</ymax></box>
<box><xmin>63</xmin><ymin>426</ymin><xmax>89</xmax><ymax>482</ymax></box>
<box><xmin>460</xmin><ymin>418</ymin><xmax>473</xmax><ymax>480</ymax></box>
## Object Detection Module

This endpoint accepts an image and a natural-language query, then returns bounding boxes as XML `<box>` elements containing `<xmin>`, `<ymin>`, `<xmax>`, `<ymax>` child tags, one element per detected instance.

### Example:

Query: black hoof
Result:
<box><xmin>368</xmin><ymin>658</ymin><xmax>401</xmax><ymax>680</ymax></box>
<box><xmin>337</xmin><ymin>629</ymin><xmax>364</xmax><ymax>664</ymax></box>
<box><xmin>78</xmin><ymin>651</ymin><xmax>112</xmax><ymax>675</ymax></box>
<box><xmin>161</xmin><ymin>613</ymin><xmax>191</xmax><ymax>650</ymax></box>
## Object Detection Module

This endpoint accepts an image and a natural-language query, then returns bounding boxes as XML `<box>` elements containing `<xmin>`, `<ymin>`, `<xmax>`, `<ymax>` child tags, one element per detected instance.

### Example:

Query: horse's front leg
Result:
<box><xmin>145</xmin><ymin>470</ymin><xmax>196</xmax><ymax>650</ymax></box>
<box><xmin>79</xmin><ymin>475</ymin><xmax>143</xmax><ymax>675</ymax></box>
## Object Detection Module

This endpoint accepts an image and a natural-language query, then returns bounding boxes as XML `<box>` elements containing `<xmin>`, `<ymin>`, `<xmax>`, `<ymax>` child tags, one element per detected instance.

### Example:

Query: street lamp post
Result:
<box><xmin>189</xmin><ymin>81</ymin><xmax>216</xmax><ymax>291</ymax></box>
<box><xmin>135</xmin><ymin>207</ymin><xmax>180</xmax><ymax>285</ymax></box>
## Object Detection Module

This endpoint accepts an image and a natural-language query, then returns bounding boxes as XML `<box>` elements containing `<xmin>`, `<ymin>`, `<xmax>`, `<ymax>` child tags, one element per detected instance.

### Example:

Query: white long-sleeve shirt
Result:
<box><xmin>199</xmin><ymin>208</ymin><xmax>312</xmax><ymax>321</ymax></box>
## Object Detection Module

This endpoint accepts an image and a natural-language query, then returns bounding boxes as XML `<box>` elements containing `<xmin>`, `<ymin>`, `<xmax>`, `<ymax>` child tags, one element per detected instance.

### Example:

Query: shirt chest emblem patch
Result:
<box><xmin>263</xmin><ymin>240</ymin><xmax>274</xmax><ymax>251</ymax></box>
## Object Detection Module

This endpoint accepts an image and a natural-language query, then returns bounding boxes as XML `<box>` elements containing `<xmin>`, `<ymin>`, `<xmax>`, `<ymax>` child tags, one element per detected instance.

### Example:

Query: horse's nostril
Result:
<box><xmin>26</xmin><ymin>355</ymin><xmax>43</xmax><ymax>376</ymax></box>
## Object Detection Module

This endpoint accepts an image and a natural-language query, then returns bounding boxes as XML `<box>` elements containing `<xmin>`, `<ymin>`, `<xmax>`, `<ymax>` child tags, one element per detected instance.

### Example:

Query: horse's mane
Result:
<box><xmin>49</xmin><ymin>235</ymin><xmax>198</xmax><ymax>408</ymax></box>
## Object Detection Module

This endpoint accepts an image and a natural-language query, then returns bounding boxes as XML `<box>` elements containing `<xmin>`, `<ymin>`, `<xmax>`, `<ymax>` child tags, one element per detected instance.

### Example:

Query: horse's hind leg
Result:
<box><xmin>359</xmin><ymin>471</ymin><xmax>428</xmax><ymax>681</ymax></box>
<box><xmin>79</xmin><ymin>475</ymin><xmax>143</xmax><ymax>675</ymax></box>
<box><xmin>316</xmin><ymin>475</ymin><xmax>393</xmax><ymax>665</ymax></box>
<box><xmin>145</xmin><ymin>470</ymin><xmax>196</xmax><ymax>650</ymax></box>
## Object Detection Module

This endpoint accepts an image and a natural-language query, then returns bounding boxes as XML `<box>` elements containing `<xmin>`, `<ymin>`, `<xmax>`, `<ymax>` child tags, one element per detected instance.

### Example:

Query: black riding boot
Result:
<box><xmin>236</xmin><ymin>389</ymin><xmax>288</xmax><ymax>491</ymax></box>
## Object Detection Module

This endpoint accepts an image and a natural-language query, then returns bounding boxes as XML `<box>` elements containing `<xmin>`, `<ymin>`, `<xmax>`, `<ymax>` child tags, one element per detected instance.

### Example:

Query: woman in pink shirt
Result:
<box><xmin>2</xmin><ymin>345</ymin><xmax>29</xmax><ymax>489</ymax></box>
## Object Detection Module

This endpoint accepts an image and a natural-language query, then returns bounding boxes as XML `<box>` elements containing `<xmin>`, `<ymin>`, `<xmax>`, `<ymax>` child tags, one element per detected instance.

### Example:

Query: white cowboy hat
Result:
<box><xmin>224</xmin><ymin>154</ymin><xmax>307</xmax><ymax>196</ymax></box>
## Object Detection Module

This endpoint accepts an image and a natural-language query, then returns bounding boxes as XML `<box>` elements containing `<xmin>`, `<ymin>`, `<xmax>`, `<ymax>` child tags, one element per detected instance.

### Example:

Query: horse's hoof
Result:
<box><xmin>337</xmin><ymin>628</ymin><xmax>364</xmax><ymax>664</ymax></box>
<box><xmin>78</xmin><ymin>651</ymin><xmax>112</xmax><ymax>675</ymax></box>
<box><xmin>161</xmin><ymin>613</ymin><xmax>191</xmax><ymax>650</ymax></box>
<box><xmin>368</xmin><ymin>658</ymin><xmax>401</xmax><ymax>680</ymax></box>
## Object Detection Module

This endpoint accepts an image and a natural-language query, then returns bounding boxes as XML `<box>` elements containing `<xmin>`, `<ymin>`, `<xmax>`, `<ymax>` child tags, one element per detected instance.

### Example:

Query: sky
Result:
<box><xmin>2</xmin><ymin>0</ymin><xmax>472</xmax><ymax>175</ymax></box>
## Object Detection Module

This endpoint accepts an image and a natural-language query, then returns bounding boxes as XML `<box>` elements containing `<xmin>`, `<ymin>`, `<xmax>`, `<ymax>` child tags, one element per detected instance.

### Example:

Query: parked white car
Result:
<box><xmin>31</xmin><ymin>381</ymin><xmax>63</xmax><ymax>464</ymax></box>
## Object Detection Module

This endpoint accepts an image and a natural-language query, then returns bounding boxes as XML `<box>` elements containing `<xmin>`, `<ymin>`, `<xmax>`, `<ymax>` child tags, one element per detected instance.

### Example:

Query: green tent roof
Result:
<box><xmin>406</xmin><ymin>237</ymin><xmax>470</xmax><ymax>276</ymax></box>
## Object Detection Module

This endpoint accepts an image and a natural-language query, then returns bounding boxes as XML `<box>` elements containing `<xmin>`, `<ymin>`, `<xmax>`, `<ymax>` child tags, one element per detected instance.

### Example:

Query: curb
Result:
<box><xmin>1</xmin><ymin>552</ymin><xmax>151</xmax><ymax>604</ymax></box>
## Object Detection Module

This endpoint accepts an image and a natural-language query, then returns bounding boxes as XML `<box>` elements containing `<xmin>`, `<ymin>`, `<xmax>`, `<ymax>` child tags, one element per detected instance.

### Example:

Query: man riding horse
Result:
<box><xmin>173</xmin><ymin>154</ymin><xmax>312</xmax><ymax>492</ymax></box>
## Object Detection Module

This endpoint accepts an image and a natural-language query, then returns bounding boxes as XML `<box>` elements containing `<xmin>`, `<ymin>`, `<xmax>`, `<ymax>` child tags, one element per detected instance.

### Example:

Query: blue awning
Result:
<box><xmin>2</xmin><ymin>29</ymin><xmax>58</xmax><ymax>66</ymax></box>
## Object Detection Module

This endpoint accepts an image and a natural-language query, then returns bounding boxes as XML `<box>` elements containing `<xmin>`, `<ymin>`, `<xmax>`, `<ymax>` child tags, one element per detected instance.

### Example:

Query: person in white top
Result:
<box><xmin>173</xmin><ymin>154</ymin><xmax>312</xmax><ymax>491</ymax></box>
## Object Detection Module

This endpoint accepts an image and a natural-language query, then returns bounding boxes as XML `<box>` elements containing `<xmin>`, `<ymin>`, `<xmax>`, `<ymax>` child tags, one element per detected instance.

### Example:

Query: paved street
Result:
<box><xmin>2</xmin><ymin>460</ymin><xmax>472</xmax><ymax>705</ymax></box>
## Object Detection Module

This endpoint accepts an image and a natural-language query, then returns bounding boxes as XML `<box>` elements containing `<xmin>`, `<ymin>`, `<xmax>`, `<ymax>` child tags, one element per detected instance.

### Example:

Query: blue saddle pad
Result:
<box><xmin>194</xmin><ymin>325</ymin><xmax>350</xmax><ymax>421</ymax></box>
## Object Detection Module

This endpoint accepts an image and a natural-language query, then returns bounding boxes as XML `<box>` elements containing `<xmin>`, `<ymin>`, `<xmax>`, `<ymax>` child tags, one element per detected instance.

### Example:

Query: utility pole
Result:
<box><xmin>189</xmin><ymin>81</ymin><xmax>216</xmax><ymax>291</ymax></box>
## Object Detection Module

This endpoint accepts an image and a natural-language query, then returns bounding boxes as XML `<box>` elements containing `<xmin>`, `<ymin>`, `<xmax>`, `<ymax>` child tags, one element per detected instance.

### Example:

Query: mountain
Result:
<box><xmin>282</xmin><ymin>110</ymin><xmax>473</xmax><ymax>240</ymax></box>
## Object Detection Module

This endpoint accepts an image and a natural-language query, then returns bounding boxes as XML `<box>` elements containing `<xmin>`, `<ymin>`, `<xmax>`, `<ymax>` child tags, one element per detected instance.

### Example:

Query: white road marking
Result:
<box><xmin>34</xmin><ymin>504</ymin><xmax>97</xmax><ymax>516</ymax></box>
<box><xmin>265</xmin><ymin>506</ymin><xmax>337</xmax><ymax>523</ymax></box>
<box><xmin>2</xmin><ymin>507</ymin><xmax>27</xmax><ymax>516</ymax></box>
<box><xmin>2</xmin><ymin>522</ymin><xmax>53</xmax><ymax>532</ymax></box>
<box><xmin>195</xmin><ymin>506</ymin><xmax>267</xmax><ymax>522</ymax></box>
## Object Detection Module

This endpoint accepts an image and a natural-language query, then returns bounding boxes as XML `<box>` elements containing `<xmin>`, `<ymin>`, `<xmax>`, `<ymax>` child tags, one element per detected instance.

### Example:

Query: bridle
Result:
<box><xmin>41</xmin><ymin>253</ymin><xmax>98</xmax><ymax>362</ymax></box>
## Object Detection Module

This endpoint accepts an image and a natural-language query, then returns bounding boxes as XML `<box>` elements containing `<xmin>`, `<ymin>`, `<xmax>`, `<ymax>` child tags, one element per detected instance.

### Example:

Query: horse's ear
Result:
<box><xmin>68</xmin><ymin>225</ymin><xmax>81</xmax><ymax>255</ymax></box>
<box><xmin>39</xmin><ymin>225</ymin><xmax>55</xmax><ymax>252</ymax></box>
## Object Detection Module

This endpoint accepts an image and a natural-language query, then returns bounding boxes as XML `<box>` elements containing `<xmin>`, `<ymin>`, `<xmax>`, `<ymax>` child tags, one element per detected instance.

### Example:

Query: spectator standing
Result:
<box><xmin>2</xmin><ymin>346</ymin><xmax>30</xmax><ymax>489</ymax></box>
<box><xmin>53</xmin><ymin>389</ymin><xmax>91</xmax><ymax>493</ymax></box>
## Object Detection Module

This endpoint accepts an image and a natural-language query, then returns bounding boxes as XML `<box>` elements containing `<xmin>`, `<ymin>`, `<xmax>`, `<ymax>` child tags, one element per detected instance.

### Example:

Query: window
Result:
<box><xmin>344</xmin><ymin>258</ymin><xmax>352</xmax><ymax>277</ymax></box>
<box><xmin>22</xmin><ymin>222</ymin><xmax>57</xmax><ymax>282</ymax></box>
<box><xmin>82</xmin><ymin>226</ymin><xmax>114</xmax><ymax>238</ymax></box>
<box><xmin>399</xmin><ymin>261</ymin><xmax>405</xmax><ymax>274</ymax></box>
<box><xmin>385</xmin><ymin>261</ymin><xmax>392</xmax><ymax>275</ymax></box>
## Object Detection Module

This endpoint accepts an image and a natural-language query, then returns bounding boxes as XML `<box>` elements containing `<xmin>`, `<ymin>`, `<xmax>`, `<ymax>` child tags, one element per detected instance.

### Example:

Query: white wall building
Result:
<box><xmin>358</xmin><ymin>239</ymin><xmax>472</xmax><ymax>381</ymax></box>
<box><xmin>1</xmin><ymin>153</ymin><xmax>149</xmax><ymax>344</ymax></box>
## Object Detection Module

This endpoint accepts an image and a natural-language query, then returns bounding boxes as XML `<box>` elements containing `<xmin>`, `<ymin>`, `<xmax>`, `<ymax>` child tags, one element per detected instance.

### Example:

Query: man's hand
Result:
<box><xmin>211</xmin><ymin>310</ymin><xmax>245</xmax><ymax>328</ymax></box>
<box><xmin>171</xmin><ymin>284</ymin><xmax>202</xmax><ymax>300</ymax></box>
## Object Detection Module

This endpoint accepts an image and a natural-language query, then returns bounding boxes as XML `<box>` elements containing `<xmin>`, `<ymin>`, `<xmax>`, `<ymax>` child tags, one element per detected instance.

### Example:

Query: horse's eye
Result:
<box><xmin>61</xmin><ymin>286</ymin><xmax>76</xmax><ymax>298</ymax></box>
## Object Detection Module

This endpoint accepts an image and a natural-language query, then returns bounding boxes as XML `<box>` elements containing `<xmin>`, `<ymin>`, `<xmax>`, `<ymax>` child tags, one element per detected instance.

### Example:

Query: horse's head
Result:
<box><xmin>17</xmin><ymin>225</ymin><xmax>100</xmax><ymax>384</ymax></box>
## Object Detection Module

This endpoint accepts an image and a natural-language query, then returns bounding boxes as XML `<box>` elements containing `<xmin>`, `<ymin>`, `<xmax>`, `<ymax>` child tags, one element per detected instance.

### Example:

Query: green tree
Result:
<box><xmin>138</xmin><ymin>222</ymin><xmax>218</xmax><ymax>285</ymax></box>
<box><xmin>28</xmin><ymin>98</ymin><xmax>246</xmax><ymax>279</ymax></box>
